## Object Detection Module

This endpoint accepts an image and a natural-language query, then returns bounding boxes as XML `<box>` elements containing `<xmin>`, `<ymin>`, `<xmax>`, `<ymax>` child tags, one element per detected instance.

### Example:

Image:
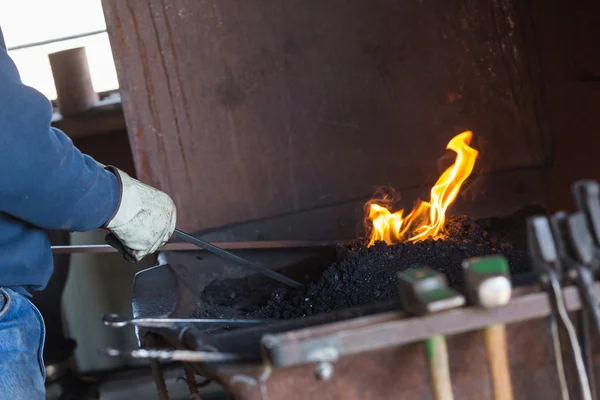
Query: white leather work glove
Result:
<box><xmin>103</xmin><ymin>166</ymin><xmax>176</xmax><ymax>262</ymax></box>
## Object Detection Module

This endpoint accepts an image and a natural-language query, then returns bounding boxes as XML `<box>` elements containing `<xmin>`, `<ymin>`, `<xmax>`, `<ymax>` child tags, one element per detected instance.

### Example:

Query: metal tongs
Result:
<box><xmin>550</xmin><ymin>211</ymin><xmax>599</xmax><ymax>399</ymax></box>
<box><xmin>527</xmin><ymin>215</ymin><xmax>592</xmax><ymax>400</ymax></box>
<box><xmin>106</xmin><ymin>228</ymin><xmax>302</xmax><ymax>288</ymax></box>
<box><xmin>102</xmin><ymin>313</ymin><xmax>266</xmax><ymax>329</ymax></box>
<box><xmin>101</xmin><ymin>313</ymin><xmax>265</xmax><ymax>362</ymax></box>
<box><xmin>572</xmin><ymin>181</ymin><xmax>600</xmax><ymax>324</ymax></box>
<box><xmin>102</xmin><ymin>348</ymin><xmax>253</xmax><ymax>363</ymax></box>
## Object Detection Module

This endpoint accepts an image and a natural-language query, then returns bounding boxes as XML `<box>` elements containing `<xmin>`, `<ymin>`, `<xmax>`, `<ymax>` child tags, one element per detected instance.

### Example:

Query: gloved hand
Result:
<box><xmin>103</xmin><ymin>167</ymin><xmax>176</xmax><ymax>262</ymax></box>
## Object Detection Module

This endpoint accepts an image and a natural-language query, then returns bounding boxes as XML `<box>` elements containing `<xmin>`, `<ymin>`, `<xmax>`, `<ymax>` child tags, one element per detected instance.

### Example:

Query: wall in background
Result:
<box><xmin>0</xmin><ymin>0</ymin><xmax>118</xmax><ymax>100</ymax></box>
<box><xmin>63</xmin><ymin>229</ymin><xmax>153</xmax><ymax>372</ymax></box>
<box><xmin>62</xmin><ymin>129</ymin><xmax>141</xmax><ymax>372</ymax></box>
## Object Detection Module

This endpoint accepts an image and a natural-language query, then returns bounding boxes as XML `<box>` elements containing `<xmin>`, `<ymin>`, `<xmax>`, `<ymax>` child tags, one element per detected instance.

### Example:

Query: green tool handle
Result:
<box><xmin>425</xmin><ymin>335</ymin><xmax>454</xmax><ymax>400</ymax></box>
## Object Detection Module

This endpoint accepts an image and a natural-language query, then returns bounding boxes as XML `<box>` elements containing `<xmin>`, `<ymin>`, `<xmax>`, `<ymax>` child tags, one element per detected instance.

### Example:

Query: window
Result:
<box><xmin>0</xmin><ymin>0</ymin><xmax>119</xmax><ymax>100</ymax></box>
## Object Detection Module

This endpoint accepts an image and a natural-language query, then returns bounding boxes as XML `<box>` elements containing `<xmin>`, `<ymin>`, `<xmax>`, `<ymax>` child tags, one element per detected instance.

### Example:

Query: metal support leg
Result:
<box><xmin>581</xmin><ymin>312</ymin><xmax>598</xmax><ymax>400</ymax></box>
<box><xmin>183</xmin><ymin>363</ymin><xmax>201</xmax><ymax>400</ymax></box>
<box><xmin>146</xmin><ymin>335</ymin><xmax>169</xmax><ymax>400</ymax></box>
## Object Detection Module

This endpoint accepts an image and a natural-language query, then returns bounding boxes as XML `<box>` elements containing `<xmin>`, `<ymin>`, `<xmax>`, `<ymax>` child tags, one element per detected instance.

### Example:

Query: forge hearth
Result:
<box><xmin>188</xmin><ymin>132</ymin><xmax>536</xmax><ymax>323</ymax></box>
<box><xmin>127</xmin><ymin>203</ymin><xmax>584</xmax><ymax>400</ymax></box>
<box><xmin>194</xmin><ymin>206</ymin><xmax>541</xmax><ymax>323</ymax></box>
<box><xmin>103</xmin><ymin>0</ymin><xmax>600</xmax><ymax>396</ymax></box>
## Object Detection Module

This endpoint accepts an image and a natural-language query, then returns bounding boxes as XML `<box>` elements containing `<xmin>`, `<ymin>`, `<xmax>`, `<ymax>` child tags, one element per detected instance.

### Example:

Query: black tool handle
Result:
<box><xmin>105</xmin><ymin>233</ymin><xmax>137</xmax><ymax>263</ymax></box>
<box><xmin>574</xmin><ymin>264</ymin><xmax>600</xmax><ymax>336</ymax></box>
<box><xmin>573</xmin><ymin>180</ymin><xmax>600</xmax><ymax>248</ymax></box>
<box><xmin>173</xmin><ymin>229</ymin><xmax>302</xmax><ymax>288</ymax></box>
<box><xmin>547</xmin><ymin>271</ymin><xmax>594</xmax><ymax>400</ymax></box>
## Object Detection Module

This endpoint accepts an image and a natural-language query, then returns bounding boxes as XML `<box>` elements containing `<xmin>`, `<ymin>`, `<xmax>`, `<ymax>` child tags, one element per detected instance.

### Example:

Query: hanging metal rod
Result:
<box><xmin>51</xmin><ymin>239</ymin><xmax>351</xmax><ymax>255</ymax></box>
<box><xmin>8</xmin><ymin>29</ymin><xmax>107</xmax><ymax>51</ymax></box>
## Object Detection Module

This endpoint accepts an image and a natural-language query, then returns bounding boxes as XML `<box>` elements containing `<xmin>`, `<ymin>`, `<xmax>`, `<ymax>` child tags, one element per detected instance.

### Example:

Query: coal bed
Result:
<box><xmin>196</xmin><ymin>205</ymin><xmax>544</xmax><ymax>321</ymax></box>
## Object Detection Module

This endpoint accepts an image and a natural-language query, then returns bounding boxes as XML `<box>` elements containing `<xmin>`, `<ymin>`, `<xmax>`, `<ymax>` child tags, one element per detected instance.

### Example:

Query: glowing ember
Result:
<box><xmin>366</xmin><ymin>131</ymin><xmax>478</xmax><ymax>246</ymax></box>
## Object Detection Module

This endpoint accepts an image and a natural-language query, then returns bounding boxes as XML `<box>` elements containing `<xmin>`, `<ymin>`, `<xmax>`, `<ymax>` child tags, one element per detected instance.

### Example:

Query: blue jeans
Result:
<box><xmin>0</xmin><ymin>288</ymin><xmax>46</xmax><ymax>399</ymax></box>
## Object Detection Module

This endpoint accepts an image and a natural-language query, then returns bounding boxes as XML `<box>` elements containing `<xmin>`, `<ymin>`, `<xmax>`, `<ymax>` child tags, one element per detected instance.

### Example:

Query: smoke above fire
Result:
<box><xmin>365</xmin><ymin>131</ymin><xmax>479</xmax><ymax>246</ymax></box>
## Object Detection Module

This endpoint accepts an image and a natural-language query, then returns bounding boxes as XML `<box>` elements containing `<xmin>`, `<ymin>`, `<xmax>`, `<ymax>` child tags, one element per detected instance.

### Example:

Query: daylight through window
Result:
<box><xmin>0</xmin><ymin>0</ymin><xmax>119</xmax><ymax>101</ymax></box>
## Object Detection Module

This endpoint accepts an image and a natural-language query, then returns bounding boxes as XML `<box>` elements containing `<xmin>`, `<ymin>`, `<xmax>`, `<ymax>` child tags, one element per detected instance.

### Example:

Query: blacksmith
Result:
<box><xmin>0</xmin><ymin>27</ymin><xmax>177</xmax><ymax>398</ymax></box>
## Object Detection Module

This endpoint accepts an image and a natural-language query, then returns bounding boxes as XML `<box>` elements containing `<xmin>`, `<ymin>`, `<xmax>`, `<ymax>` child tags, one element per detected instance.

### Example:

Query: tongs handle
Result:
<box><xmin>547</xmin><ymin>271</ymin><xmax>593</xmax><ymax>400</ymax></box>
<box><xmin>105</xmin><ymin>233</ymin><xmax>137</xmax><ymax>263</ymax></box>
<box><xmin>572</xmin><ymin>265</ymin><xmax>600</xmax><ymax>336</ymax></box>
<box><xmin>528</xmin><ymin>215</ymin><xmax>593</xmax><ymax>400</ymax></box>
<box><xmin>173</xmin><ymin>229</ymin><xmax>302</xmax><ymax>289</ymax></box>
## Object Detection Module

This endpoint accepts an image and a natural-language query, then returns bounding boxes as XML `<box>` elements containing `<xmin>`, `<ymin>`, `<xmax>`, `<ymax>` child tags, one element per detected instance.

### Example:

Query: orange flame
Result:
<box><xmin>366</xmin><ymin>131</ymin><xmax>478</xmax><ymax>246</ymax></box>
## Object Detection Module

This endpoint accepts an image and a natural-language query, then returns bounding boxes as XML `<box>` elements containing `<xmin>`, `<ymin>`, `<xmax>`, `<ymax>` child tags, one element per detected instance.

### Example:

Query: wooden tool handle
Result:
<box><xmin>484</xmin><ymin>324</ymin><xmax>514</xmax><ymax>400</ymax></box>
<box><xmin>426</xmin><ymin>335</ymin><xmax>454</xmax><ymax>400</ymax></box>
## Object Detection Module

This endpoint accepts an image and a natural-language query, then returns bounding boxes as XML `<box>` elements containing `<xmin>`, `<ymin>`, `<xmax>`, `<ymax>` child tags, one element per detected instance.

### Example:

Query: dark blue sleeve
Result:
<box><xmin>0</xmin><ymin>35</ymin><xmax>120</xmax><ymax>231</ymax></box>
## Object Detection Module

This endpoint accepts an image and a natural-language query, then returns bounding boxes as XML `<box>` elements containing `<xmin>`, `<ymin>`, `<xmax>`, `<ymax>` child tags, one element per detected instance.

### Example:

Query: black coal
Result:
<box><xmin>196</xmin><ymin>205</ymin><xmax>543</xmax><ymax>321</ymax></box>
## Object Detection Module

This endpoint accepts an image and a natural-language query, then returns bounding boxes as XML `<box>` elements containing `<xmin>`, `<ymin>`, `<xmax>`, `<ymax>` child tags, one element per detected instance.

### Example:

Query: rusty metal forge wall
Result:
<box><xmin>103</xmin><ymin>0</ymin><xmax>548</xmax><ymax>233</ymax></box>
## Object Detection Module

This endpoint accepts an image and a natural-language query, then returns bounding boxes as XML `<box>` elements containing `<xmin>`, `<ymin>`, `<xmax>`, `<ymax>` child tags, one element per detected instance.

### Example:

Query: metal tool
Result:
<box><xmin>573</xmin><ymin>180</ymin><xmax>600</xmax><ymax>254</ymax></box>
<box><xmin>462</xmin><ymin>255</ymin><xmax>512</xmax><ymax>309</ymax></box>
<box><xmin>570</xmin><ymin>180</ymin><xmax>600</xmax><ymax>399</ymax></box>
<box><xmin>102</xmin><ymin>313</ymin><xmax>267</xmax><ymax>329</ymax></box>
<box><xmin>462</xmin><ymin>255</ymin><xmax>513</xmax><ymax>400</ymax></box>
<box><xmin>527</xmin><ymin>215</ymin><xmax>592</xmax><ymax>400</ymax></box>
<box><xmin>173</xmin><ymin>229</ymin><xmax>302</xmax><ymax>288</ymax></box>
<box><xmin>103</xmin><ymin>347</ymin><xmax>250</xmax><ymax>362</ymax></box>
<box><xmin>398</xmin><ymin>267</ymin><xmax>466</xmax><ymax>400</ymax></box>
<box><xmin>398</xmin><ymin>267</ymin><xmax>466</xmax><ymax>316</ymax></box>
<box><xmin>550</xmin><ymin>211</ymin><xmax>600</xmax><ymax>332</ymax></box>
<box><xmin>51</xmin><ymin>239</ymin><xmax>347</xmax><ymax>255</ymax></box>
<box><xmin>572</xmin><ymin>180</ymin><xmax>600</xmax><ymax>307</ymax></box>
<box><xmin>553</xmin><ymin>211</ymin><xmax>600</xmax><ymax>399</ymax></box>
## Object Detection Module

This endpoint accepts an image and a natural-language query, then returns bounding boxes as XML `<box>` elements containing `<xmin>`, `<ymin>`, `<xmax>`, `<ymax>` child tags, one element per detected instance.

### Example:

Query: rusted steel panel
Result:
<box><xmin>125</xmin><ymin>278</ymin><xmax>591</xmax><ymax>398</ymax></box>
<box><xmin>183</xmin><ymin>284</ymin><xmax>587</xmax><ymax>399</ymax></box>
<box><xmin>216</xmin><ymin>319</ymin><xmax>563</xmax><ymax>400</ymax></box>
<box><xmin>218</xmin><ymin>344</ymin><xmax>432</xmax><ymax>400</ymax></box>
<box><xmin>103</xmin><ymin>0</ymin><xmax>547</xmax><ymax>232</ymax></box>
<box><xmin>207</xmin><ymin>285</ymin><xmax>593</xmax><ymax>398</ymax></box>
<box><xmin>259</xmin><ymin>284</ymin><xmax>588</xmax><ymax>369</ymax></box>
<box><xmin>515</xmin><ymin>0</ymin><xmax>600</xmax><ymax>212</ymax></box>
<box><xmin>506</xmin><ymin>319</ymin><xmax>571</xmax><ymax>399</ymax></box>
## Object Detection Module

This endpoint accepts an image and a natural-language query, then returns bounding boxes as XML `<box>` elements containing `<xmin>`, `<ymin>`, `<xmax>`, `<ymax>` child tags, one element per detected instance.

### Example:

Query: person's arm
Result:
<box><xmin>0</xmin><ymin>46</ymin><xmax>120</xmax><ymax>231</ymax></box>
<box><xmin>0</xmin><ymin>31</ymin><xmax>176</xmax><ymax>260</ymax></box>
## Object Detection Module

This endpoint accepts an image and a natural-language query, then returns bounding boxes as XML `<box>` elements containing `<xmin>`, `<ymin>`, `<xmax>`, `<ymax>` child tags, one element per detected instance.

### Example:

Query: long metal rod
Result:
<box><xmin>582</xmin><ymin>313</ymin><xmax>598</xmax><ymax>400</ymax></box>
<box><xmin>547</xmin><ymin>272</ymin><xmax>592</xmax><ymax>400</ymax></box>
<box><xmin>103</xmin><ymin>314</ymin><xmax>266</xmax><ymax>329</ymax></box>
<box><xmin>103</xmin><ymin>348</ymin><xmax>248</xmax><ymax>362</ymax></box>
<box><xmin>550</xmin><ymin>316</ymin><xmax>571</xmax><ymax>400</ymax></box>
<box><xmin>7</xmin><ymin>29</ymin><xmax>107</xmax><ymax>51</ymax></box>
<box><xmin>173</xmin><ymin>229</ymin><xmax>302</xmax><ymax>289</ymax></box>
<box><xmin>51</xmin><ymin>239</ymin><xmax>348</xmax><ymax>255</ymax></box>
